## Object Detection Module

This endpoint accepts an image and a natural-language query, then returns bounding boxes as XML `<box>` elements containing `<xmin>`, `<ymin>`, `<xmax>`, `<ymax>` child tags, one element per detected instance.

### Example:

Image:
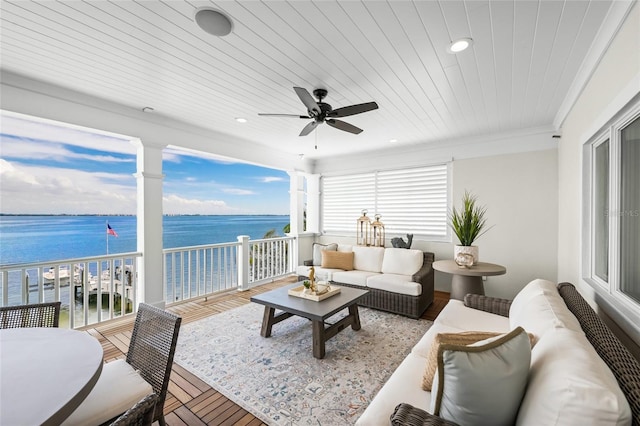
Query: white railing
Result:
<box><xmin>0</xmin><ymin>235</ymin><xmax>297</xmax><ymax>325</ymax></box>
<box><xmin>163</xmin><ymin>235</ymin><xmax>296</xmax><ymax>304</ymax></box>
<box><xmin>0</xmin><ymin>252</ymin><xmax>142</xmax><ymax>329</ymax></box>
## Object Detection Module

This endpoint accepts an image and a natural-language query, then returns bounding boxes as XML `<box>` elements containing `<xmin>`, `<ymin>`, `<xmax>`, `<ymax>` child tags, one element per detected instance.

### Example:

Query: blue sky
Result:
<box><xmin>0</xmin><ymin>111</ymin><xmax>290</xmax><ymax>215</ymax></box>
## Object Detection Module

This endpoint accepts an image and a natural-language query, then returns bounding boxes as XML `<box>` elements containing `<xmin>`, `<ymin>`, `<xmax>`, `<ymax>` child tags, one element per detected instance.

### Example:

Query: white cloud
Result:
<box><xmin>0</xmin><ymin>112</ymin><xmax>135</xmax><ymax>155</ymax></box>
<box><xmin>0</xmin><ymin>159</ymin><xmax>136</xmax><ymax>214</ymax></box>
<box><xmin>163</xmin><ymin>194</ymin><xmax>243</xmax><ymax>215</ymax></box>
<box><xmin>260</xmin><ymin>176</ymin><xmax>285</xmax><ymax>183</ymax></box>
<box><xmin>0</xmin><ymin>138</ymin><xmax>134</xmax><ymax>163</ymax></box>
<box><xmin>222</xmin><ymin>188</ymin><xmax>255</xmax><ymax>195</ymax></box>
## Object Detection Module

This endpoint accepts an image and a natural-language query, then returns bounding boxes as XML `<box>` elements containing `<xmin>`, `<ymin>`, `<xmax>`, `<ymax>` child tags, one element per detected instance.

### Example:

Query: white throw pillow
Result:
<box><xmin>509</xmin><ymin>278</ymin><xmax>582</xmax><ymax>342</ymax></box>
<box><xmin>516</xmin><ymin>328</ymin><xmax>632</xmax><ymax>426</ymax></box>
<box><xmin>430</xmin><ymin>327</ymin><xmax>531</xmax><ymax>426</ymax></box>
<box><xmin>381</xmin><ymin>248</ymin><xmax>423</xmax><ymax>275</ymax></box>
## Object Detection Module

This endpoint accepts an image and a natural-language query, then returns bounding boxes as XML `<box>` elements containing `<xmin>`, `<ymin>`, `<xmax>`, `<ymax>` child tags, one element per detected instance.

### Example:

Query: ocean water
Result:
<box><xmin>0</xmin><ymin>215</ymin><xmax>290</xmax><ymax>265</ymax></box>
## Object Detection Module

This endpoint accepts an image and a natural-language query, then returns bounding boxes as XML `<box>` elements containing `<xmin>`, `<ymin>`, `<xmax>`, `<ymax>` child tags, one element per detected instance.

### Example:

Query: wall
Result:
<box><xmin>319</xmin><ymin>149</ymin><xmax>558</xmax><ymax>300</ymax></box>
<box><xmin>558</xmin><ymin>3</ymin><xmax>640</xmax><ymax>354</ymax></box>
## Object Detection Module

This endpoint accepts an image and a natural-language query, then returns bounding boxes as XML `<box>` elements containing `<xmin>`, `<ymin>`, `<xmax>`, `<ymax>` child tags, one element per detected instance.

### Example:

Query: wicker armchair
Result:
<box><xmin>110</xmin><ymin>393</ymin><xmax>157</xmax><ymax>426</ymax></box>
<box><xmin>64</xmin><ymin>303</ymin><xmax>182</xmax><ymax>426</ymax></box>
<box><xmin>0</xmin><ymin>301</ymin><xmax>61</xmax><ymax>328</ymax></box>
<box><xmin>125</xmin><ymin>303</ymin><xmax>182</xmax><ymax>426</ymax></box>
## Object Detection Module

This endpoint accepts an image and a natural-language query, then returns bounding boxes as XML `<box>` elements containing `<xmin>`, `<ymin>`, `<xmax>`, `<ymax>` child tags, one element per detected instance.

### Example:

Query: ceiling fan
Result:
<box><xmin>259</xmin><ymin>87</ymin><xmax>378</xmax><ymax>136</ymax></box>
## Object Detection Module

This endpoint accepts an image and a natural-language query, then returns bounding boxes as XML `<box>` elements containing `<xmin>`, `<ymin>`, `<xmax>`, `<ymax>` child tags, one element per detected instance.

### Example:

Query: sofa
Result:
<box><xmin>296</xmin><ymin>243</ymin><xmax>434</xmax><ymax>319</ymax></box>
<box><xmin>356</xmin><ymin>279</ymin><xmax>640</xmax><ymax>426</ymax></box>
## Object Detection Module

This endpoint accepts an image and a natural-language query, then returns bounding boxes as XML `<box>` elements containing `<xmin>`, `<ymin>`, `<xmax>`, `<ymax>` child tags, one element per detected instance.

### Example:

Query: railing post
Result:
<box><xmin>237</xmin><ymin>235</ymin><xmax>250</xmax><ymax>291</ymax></box>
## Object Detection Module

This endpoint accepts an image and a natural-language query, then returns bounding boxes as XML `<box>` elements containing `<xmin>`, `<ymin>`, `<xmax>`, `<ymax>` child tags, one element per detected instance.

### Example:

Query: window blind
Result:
<box><xmin>322</xmin><ymin>164</ymin><xmax>449</xmax><ymax>239</ymax></box>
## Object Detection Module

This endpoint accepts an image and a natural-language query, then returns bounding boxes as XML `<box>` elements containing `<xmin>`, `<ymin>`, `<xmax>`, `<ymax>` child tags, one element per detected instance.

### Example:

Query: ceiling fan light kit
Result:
<box><xmin>259</xmin><ymin>87</ymin><xmax>378</xmax><ymax>136</ymax></box>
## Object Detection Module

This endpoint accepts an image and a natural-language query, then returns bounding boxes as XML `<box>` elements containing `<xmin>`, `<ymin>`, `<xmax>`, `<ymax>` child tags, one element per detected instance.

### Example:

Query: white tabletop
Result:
<box><xmin>0</xmin><ymin>327</ymin><xmax>104</xmax><ymax>426</ymax></box>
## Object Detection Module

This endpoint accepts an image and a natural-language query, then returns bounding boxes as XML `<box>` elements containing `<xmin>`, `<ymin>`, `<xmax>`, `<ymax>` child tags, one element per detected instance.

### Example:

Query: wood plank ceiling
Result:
<box><xmin>0</xmin><ymin>1</ymin><xmax>622</xmax><ymax>160</ymax></box>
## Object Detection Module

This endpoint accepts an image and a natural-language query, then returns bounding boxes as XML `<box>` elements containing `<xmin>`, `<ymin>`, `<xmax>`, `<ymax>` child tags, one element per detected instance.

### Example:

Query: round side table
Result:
<box><xmin>432</xmin><ymin>260</ymin><xmax>506</xmax><ymax>300</ymax></box>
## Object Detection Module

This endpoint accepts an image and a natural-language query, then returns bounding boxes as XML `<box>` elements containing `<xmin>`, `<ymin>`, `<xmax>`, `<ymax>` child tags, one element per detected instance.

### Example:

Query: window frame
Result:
<box><xmin>583</xmin><ymin>97</ymin><xmax>640</xmax><ymax>339</ymax></box>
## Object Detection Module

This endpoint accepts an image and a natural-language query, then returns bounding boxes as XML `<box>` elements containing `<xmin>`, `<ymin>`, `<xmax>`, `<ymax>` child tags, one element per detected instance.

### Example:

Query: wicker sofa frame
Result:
<box><xmin>299</xmin><ymin>252</ymin><xmax>435</xmax><ymax>319</ymax></box>
<box><xmin>389</xmin><ymin>282</ymin><xmax>640</xmax><ymax>426</ymax></box>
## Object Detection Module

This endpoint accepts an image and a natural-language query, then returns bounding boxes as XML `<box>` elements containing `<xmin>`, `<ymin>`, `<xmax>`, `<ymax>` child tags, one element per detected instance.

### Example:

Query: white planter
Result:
<box><xmin>454</xmin><ymin>245</ymin><xmax>479</xmax><ymax>265</ymax></box>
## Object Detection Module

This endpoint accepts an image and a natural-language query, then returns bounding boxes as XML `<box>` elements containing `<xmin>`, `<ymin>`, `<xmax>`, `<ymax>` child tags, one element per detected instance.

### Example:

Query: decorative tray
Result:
<box><xmin>288</xmin><ymin>284</ymin><xmax>341</xmax><ymax>301</ymax></box>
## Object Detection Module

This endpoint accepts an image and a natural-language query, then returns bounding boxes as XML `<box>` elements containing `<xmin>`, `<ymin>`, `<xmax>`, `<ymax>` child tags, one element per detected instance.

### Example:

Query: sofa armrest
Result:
<box><xmin>391</xmin><ymin>403</ymin><xmax>459</xmax><ymax>426</ymax></box>
<box><xmin>463</xmin><ymin>294</ymin><xmax>512</xmax><ymax>317</ymax></box>
<box><xmin>303</xmin><ymin>259</ymin><xmax>313</xmax><ymax>266</ymax></box>
<box><xmin>412</xmin><ymin>252</ymin><xmax>435</xmax><ymax>285</ymax></box>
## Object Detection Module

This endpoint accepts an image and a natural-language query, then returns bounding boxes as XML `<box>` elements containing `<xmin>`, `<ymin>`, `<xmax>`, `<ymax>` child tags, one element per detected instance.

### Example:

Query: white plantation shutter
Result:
<box><xmin>322</xmin><ymin>164</ymin><xmax>449</xmax><ymax>240</ymax></box>
<box><xmin>322</xmin><ymin>173</ymin><xmax>375</xmax><ymax>234</ymax></box>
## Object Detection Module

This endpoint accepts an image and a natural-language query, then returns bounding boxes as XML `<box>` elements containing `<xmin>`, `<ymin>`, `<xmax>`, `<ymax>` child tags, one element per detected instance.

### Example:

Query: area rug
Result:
<box><xmin>174</xmin><ymin>302</ymin><xmax>432</xmax><ymax>425</ymax></box>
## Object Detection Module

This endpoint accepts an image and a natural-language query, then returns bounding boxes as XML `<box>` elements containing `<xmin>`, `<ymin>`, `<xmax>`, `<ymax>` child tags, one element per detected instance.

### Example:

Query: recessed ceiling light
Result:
<box><xmin>448</xmin><ymin>38</ymin><xmax>473</xmax><ymax>54</ymax></box>
<box><xmin>389</xmin><ymin>138</ymin><xmax>398</xmax><ymax>143</ymax></box>
<box><xmin>194</xmin><ymin>8</ymin><xmax>233</xmax><ymax>37</ymax></box>
<box><xmin>235</xmin><ymin>117</ymin><xmax>247</xmax><ymax>123</ymax></box>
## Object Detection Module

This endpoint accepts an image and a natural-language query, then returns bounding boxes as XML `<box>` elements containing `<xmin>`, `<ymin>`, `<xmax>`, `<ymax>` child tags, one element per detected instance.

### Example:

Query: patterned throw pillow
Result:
<box><xmin>321</xmin><ymin>250</ymin><xmax>354</xmax><ymax>271</ymax></box>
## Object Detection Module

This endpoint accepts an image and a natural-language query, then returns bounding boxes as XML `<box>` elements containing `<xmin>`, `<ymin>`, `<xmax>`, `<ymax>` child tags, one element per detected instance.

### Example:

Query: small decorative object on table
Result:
<box><xmin>450</xmin><ymin>190</ymin><xmax>491</xmax><ymax>265</ymax></box>
<box><xmin>288</xmin><ymin>283</ymin><xmax>341</xmax><ymax>301</ymax></box>
<box><xmin>455</xmin><ymin>252</ymin><xmax>474</xmax><ymax>268</ymax></box>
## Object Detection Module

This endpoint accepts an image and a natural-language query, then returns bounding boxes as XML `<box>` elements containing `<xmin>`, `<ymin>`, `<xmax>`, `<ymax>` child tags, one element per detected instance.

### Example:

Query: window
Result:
<box><xmin>322</xmin><ymin>164</ymin><xmax>449</xmax><ymax>240</ymax></box>
<box><xmin>584</xmin><ymin>97</ymin><xmax>640</xmax><ymax>329</ymax></box>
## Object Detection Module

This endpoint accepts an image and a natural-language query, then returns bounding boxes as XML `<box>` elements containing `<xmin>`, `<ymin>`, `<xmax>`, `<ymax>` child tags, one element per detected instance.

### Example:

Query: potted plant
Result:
<box><xmin>449</xmin><ymin>190</ymin><xmax>490</xmax><ymax>265</ymax></box>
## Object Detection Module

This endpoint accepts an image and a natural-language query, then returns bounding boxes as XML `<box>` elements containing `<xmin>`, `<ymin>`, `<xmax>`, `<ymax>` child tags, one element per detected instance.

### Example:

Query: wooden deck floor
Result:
<box><xmin>85</xmin><ymin>277</ymin><xmax>450</xmax><ymax>425</ymax></box>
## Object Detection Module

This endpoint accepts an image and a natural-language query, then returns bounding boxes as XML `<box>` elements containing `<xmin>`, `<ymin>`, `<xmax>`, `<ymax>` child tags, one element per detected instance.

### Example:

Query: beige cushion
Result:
<box><xmin>516</xmin><ymin>328</ymin><xmax>632</xmax><ymax>426</ymax></box>
<box><xmin>332</xmin><ymin>270</ymin><xmax>377</xmax><ymax>287</ymax></box>
<box><xmin>354</xmin><ymin>352</ymin><xmax>431</xmax><ymax>426</ymax></box>
<box><xmin>62</xmin><ymin>359</ymin><xmax>153</xmax><ymax>425</ymax></box>
<box><xmin>430</xmin><ymin>327</ymin><xmax>531</xmax><ymax>426</ymax></box>
<box><xmin>422</xmin><ymin>331</ymin><xmax>502</xmax><ymax>391</ymax></box>
<box><xmin>509</xmin><ymin>279</ymin><xmax>583</xmax><ymax>342</ymax></box>
<box><xmin>321</xmin><ymin>250</ymin><xmax>354</xmax><ymax>270</ymax></box>
<box><xmin>312</xmin><ymin>243</ymin><xmax>337</xmax><ymax>266</ymax></box>
<box><xmin>365</xmin><ymin>273</ymin><xmax>421</xmax><ymax>296</ymax></box>
<box><xmin>381</xmin><ymin>248</ymin><xmax>423</xmax><ymax>275</ymax></box>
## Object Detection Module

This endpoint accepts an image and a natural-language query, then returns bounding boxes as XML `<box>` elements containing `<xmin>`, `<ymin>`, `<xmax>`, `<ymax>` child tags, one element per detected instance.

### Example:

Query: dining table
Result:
<box><xmin>0</xmin><ymin>327</ymin><xmax>104</xmax><ymax>426</ymax></box>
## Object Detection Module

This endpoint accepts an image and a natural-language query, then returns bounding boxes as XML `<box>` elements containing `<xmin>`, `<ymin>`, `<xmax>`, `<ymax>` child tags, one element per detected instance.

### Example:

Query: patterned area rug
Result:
<box><xmin>175</xmin><ymin>301</ymin><xmax>432</xmax><ymax>425</ymax></box>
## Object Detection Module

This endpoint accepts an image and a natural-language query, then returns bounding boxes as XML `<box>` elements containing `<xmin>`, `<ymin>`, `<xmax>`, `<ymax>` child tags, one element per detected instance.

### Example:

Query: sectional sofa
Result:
<box><xmin>356</xmin><ymin>279</ymin><xmax>640</xmax><ymax>426</ymax></box>
<box><xmin>296</xmin><ymin>243</ymin><xmax>434</xmax><ymax>319</ymax></box>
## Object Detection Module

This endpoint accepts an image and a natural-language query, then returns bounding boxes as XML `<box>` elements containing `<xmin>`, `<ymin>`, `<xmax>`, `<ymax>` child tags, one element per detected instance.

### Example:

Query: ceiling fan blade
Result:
<box><xmin>299</xmin><ymin>120</ymin><xmax>319</xmax><ymax>136</ymax></box>
<box><xmin>328</xmin><ymin>101</ymin><xmax>379</xmax><ymax>118</ymax></box>
<box><xmin>326</xmin><ymin>119</ymin><xmax>363</xmax><ymax>134</ymax></box>
<box><xmin>293</xmin><ymin>87</ymin><xmax>321</xmax><ymax>116</ymax></box>
<box><xmin>258</xmin><ymin>113</ymin><xmax>309</xmax><ymax>118</ymax></box>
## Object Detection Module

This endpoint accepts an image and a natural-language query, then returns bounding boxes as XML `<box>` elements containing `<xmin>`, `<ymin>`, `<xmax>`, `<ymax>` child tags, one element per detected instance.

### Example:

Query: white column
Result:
<box><xmin>304</xmin><ymin>173</ymin><xmax>320</xmax><ymax>234</ymax></box>
<box><xmin>287</xmin><ymin>171</ymin><xmax>305</xmax><ymax>235</ymax></box>
<box><xmin>133</xmin><ymin>139</ymin><xmax>167</xmax><ymax>308</ymax></box>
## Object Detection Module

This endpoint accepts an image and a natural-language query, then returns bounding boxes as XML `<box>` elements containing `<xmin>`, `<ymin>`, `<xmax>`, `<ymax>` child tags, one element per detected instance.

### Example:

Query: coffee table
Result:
<box><xmin>250</xmin><ymin>283</ymin><xmax>369</xmax><ymax>359</ymax></box>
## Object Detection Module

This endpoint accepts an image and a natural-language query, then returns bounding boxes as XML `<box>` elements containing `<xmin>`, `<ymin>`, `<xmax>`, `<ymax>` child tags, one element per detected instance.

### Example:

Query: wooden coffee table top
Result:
<box><xmin>251</xmin><ymin>283</ymin><xmax>369</xmax><ymax>322</ymax></box>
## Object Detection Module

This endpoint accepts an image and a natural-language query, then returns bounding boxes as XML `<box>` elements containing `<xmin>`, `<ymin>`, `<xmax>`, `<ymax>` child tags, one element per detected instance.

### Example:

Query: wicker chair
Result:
<box><xmin>124</xmin><ymin>303</ymin><xmax>182</xmax><ymax>426</ymax></box>
<box><xmin>0</xmin><ymin>301</ymin><xmax>61</xmax><ymax>328</ymax></box>
<box><xmin>64</xmin><ymin>303</ymin><xmax>182</xmax><ymax>426</ymax></box>
<box><xmin>109</xmin><ymin>393</ymin><xmax>157</xmax><ymax>426</ymax></box>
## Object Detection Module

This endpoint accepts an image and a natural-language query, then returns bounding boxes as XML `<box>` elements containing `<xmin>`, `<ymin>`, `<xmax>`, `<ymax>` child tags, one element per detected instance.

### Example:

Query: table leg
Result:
<box><xmin>260</xmin><ymin>306</ymin><xmax>275</xmax><ymax>337</ymax></box>
<box><xmin>349</xmin><ymin>304</ymin><xmax>361</xmax><ymax>331</ymax></box>
<box><xmin>450</xmin><ymin>274</ymin><xmax>485</xmax><ymax>300</ymax></box>
<box><xmin>312</xmin><ymin>320</ymin><xmax>326</xmax><ymax>359</ymax></box>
